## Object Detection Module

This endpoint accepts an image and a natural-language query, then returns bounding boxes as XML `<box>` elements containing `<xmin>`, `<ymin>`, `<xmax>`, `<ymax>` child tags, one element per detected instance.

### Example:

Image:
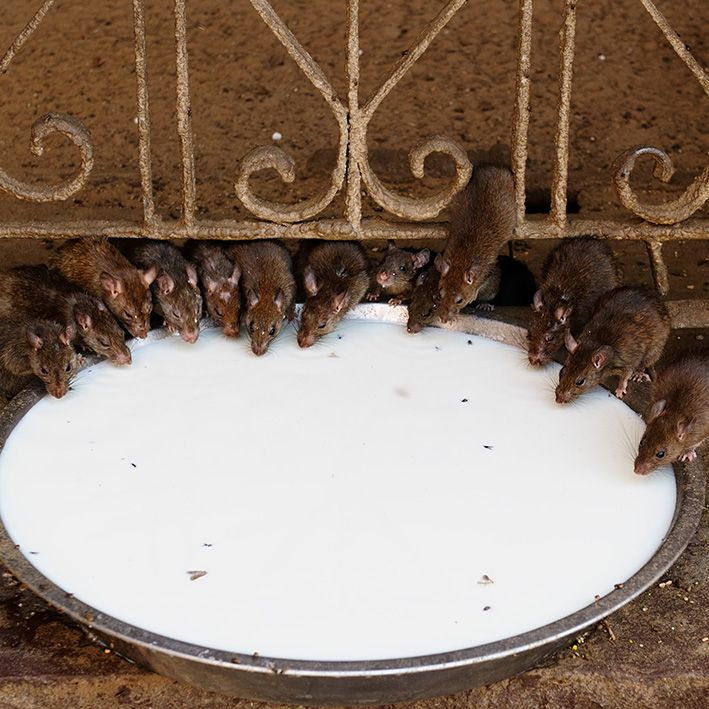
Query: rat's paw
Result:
<box><xmin>475</xmin><ymin>303</ymin><xmax>495</xmax><ymax>312</ymax></box>
<box><xmin>680</xmin><ymin>449</ymin><xmax>698</xmax><ymax>463</ymax></box>
<box><xmin>630</xmin><ymin>370</ymin><xmax>651</xmax><ymax>383</ymax></box>
<box><xmin>388</xmin><ymin>296</ymin><xmax>404</xmax><ymax>306</ymax></box>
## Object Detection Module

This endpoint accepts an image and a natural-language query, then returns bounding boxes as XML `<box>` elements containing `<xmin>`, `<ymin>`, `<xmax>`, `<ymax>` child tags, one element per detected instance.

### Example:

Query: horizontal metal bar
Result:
<box><xmin>0</xmin><ymin>216</ymin><xmax>706</xmax><ymax>241</ymax></box>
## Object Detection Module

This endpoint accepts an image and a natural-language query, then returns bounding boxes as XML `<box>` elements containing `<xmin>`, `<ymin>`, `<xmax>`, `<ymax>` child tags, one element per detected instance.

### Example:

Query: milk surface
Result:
<box><xmin>0</xmin><ymin>318</ymin><xmax>675</xmax><ymax>661</ymax></box>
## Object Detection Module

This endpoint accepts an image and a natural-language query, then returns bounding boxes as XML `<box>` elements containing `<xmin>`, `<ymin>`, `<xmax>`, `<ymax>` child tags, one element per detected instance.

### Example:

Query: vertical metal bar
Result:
<box><xmin>174</xmin><ymin>0</ymin><xmax>197</xmax><ymax>226</ymax></box>
<box><xmin>345</xmin><ymin>0</ymin><xmax>362</xmax><ymax>232</ymax></box>
<box><xmin>0</xmin><ymin>0</ymin><xmax>56</xmax><ymax>74</ymax></box>
<box><xmin>645</xmin><ymin>240</ymin><xmax>670</xmax><ymax>296</ymax></box>
<box><xmin>511</xmin><ymin>0</ymin><xmax>533</xmax><ymax>227</ymax></box>
<box><xmin>549</xmin><ymin>0</ymin><xmax>577</xmax><ymax>227</ymax></box>
<box><xmin>132</xmin><ymin>0</ymin><xmax>157</xmax><ymax>226</ymax></box>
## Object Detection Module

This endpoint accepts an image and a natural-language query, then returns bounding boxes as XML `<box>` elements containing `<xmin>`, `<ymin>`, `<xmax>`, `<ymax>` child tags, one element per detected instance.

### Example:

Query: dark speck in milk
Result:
<box><xmin>394</xmin><ymin>387</ymin><xmax>409</xmax><ymax>398</ymax></box>
<box><xmin>130</xmin><ymin>463</ymin><xmax>137</xmax><ymax>468</ymax></box>
<box><xmin>483</xmin><ymin>445</ymin><xmax>493</xmax><ymax>450</ymax></box>
<box><xmin>461</xmin><ymin>398</ymin><xmax>468</xmax><ymax>403</ymax></box>
<box><xmin>467</xmin><ymin>340</ymin><xmax>473</xmax><ymax>345</ymax></box>
<box><xmin>434</xmin><ymin>346</ymin><xmax>441</xmax><ymax>351</ymax></box>
<box><xmin>483</xmin><ymin>606</ymin><xmax>491</xmax><ymax>611</ymax></box>
<box><xmin>329</xmin><ymin>352</ymin><xmax>338</xmax><ymax>358</ymax></box>
<box><xmin>203</xmin><ymin>543</ymin><xmax>213</xmax><ymax>548</ymax></box>
<box><xmin>29</xmin><ymin>551</ymin><xmax>38</xmax><ymax>555</ymax></box>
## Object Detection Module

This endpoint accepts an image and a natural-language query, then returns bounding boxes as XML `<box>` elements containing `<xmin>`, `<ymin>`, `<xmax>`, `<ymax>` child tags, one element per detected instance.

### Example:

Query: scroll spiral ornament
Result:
<box><xmin>612</xmin><ymin>0</ymin><xmax>709</xmax><ymax>225</ymax></box>
<box><xmin>352</xmin><ymin>0</ymin><xmax>472</xmax><ymax>221</ymax></box>
<box><xmin>234</xmin><ymin>0</ymin><xmax>348</xmax><ymax>224</ymax></box>
<box><xmin>354</xmin><ymin>133</ymin><xmax>472</xmax><ymax>221</ymax></box>
<box><xmin>0</xmin><ymin>1</ymin><xmax>95</xmax><ymax>202</ymax></box>
<box><xmin>0</xmin><ymin>113</ymin><xmax>94</xmax><ymax>203</ymax></box>
<box><xmin>613</xmin><ymin>146</ymin><xmax>709</xmax><ymax>226</ymax></box>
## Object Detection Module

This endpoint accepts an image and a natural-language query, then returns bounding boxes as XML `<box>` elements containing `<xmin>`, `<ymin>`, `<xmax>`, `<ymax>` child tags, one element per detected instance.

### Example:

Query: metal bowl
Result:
<box><xmin>0</xmin><ymin>312</ymin><xmax>703</xmax><ymax>705</ymax></box>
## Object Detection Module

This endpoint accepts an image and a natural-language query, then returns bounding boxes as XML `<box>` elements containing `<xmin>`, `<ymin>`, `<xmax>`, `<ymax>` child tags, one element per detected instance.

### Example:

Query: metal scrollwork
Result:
<box><xmin>612</xmin><ymin>0</ymin><xmax>709</xmax><ymax>225</ymax></box>
<box><xmin>613</xmin><ymin>146</ymin><xmax>709</xmax><ymax>226</ymax></box>
<box><xmin>0</xmin><ymin>1</ymin><xmax>94</xmax><ymax>203</ymax></box>
<box><xmin>0</xmin><ymin>112</ymin><xmax>94</xmax><ymax>204</ymax></box>
<box><xmin>351</xmin><ymin>0</ymin><xmax>472</xmax><ymax>222</ymax></box>
<box><xmin>355</xmin><ymin>134</ymin><xmax>472</xmax><ymax>221</ymax></box>
<box><xmin>234</xmin><ymin>0</ymin><xmax>348</xmax><ymax>224</ymax></box>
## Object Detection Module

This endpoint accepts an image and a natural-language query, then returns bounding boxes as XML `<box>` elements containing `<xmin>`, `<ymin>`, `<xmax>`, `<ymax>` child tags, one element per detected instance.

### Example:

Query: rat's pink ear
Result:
<box><xmin>676</xmin><ymin>417</ymin><xmax>694</xmax><ymax>441</ymax></box>
<box><xmin>554</xmin><ymin>304</ymin><xmax>573</xmax><ymax>325</ymax></box>
<box><xmin>186</xmin><ymin>263</ymin><xmax>198</xmax><ymax>288</ymax></box>
<box><xmin>413</xmin><ymin>249</ymin><xmax>430</xmax><ymax>270</ymax></box>
<box><xmin>204</xmin><ymin>275</ymin><xmax>218</xmax><ymax>294</ymax></box>
<box><xmin>59</xmin><ymin>327</ymin><xmax>73</xmax><ymax>346</ymax></box>
<box><xmin>99</xmin><ymin>271</ymin><xmax>123</xmax><ymax>299</ymax></box>
<box><xmin>274</xmin><ymin>289</ymin><xmax>285</xmax><ymax>311</ymax></box>
<box><xmin>591</xmin><ymin>345</ymin><xmax>613</xmax><ymax>370</ymax></box>
<box><xmin>387</xmin><ymin>240</ymin><xmax>397</xmax><ymax>252</ymax></box>
<box><xmin>246</xmin><ymin>288</ymin><xmax>259</xmax><ymax>307</ymax></box>
<box><xmin>332</xmin><ymin>291</ymin><xmax>348</xmax><ymax>313</ymax></box>
<box><xmin>532</xmin><ymin>290</ymin><xmax>544</xmax><ymax>312</ymax></box>
<box><xmin>564</xmin><ymin>331</ymin><xmax>578</xmax><ymax>353</ymax></box>
<box><xmin>647</xmin><ymin>398</ymin><xmax>666</xmax><ymax>422</ymax></box>
<box><xmin>141</xmin><ymin>265</ymin><xmax>158</xmax><ymax>286</ymax></box>
<box><xmin>74</xmin><ymin>306</ymin><xmax>92</xmax><ymax>331</ymax></box>
<box><xmin>96</xmin><ymin>299</ymin><xmax>107</xmax><ymax>312</ymax></box>
<box><xmin>156</xmin><ymin>271</ymin><xmax>175</xmax><ymax>295</ymax></box>
<box><xmin>228</xmin><ymin>263</ymin><xmax>240</xmax><ymax>285</ymax></box>
<box><xmin>464</xmin><ymin>267</ymin><xmax>477</xmax><ymax>285</ymax></box>
<box><xmin>303</xmin><ymin>266</ymin><xmax>319</xmax><ymax>296</ymax></box>
<box><xmin>435</xmin><ymin>253</ymin><xmax>450</xmax><ymax>275</ymax></box>
<box><xmin>27</xmin><ymin>327</ymin><xmax>43</xmax><ymax>350</ymax></box>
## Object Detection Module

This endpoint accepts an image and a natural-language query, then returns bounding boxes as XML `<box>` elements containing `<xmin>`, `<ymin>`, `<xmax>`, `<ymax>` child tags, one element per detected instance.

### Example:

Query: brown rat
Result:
<box><xmin>228</xmin><ymin>241</ymin><xmax>295</xmax><ymax>356</ymax></box>
<box><xmin>634</xmin><ymin>350</ymin><xmax>709</xmax><ymax>475</ymax></box>
<box><xmin>298</xmin><ymin>242</ymin><xmax>368</xmax><ymax>348</ymax></box>
<box><xmin>185</xmin><ymin>241</ymin><xmax>241</xmax><ymax>337</ymax></box>
<box><xmin>555</xmin><ymin>287</ymin><xmax>670</xmax><ymax>404</ymax></box>
<box><xmin>366</xmin><ymin>242</ymin><xmax>430</xmax><ymax>305</ymax></box>
<box><xmin>53</xmin><ymin>238</ymin><xmax>156</xmax><ymax>338</ymax></box>
<box><xmin>406</xmin><ymin>255</ymin><xmax>535</xmax><ymax>333</ymax></box>
<box><xmin>0</xmin><ymin>266</ymin><xmax>131</xmax><ymax>365</ymax></box>
<box><xmin>406</xmin><ymin>266</ymin><xmax>442</xmax><ymax>334</ymax></box>
<box><xmin>120</xmin><ymin>240</ymin><xmax>202</xmax><ymax>344</ymax></box>
<box><xmin>435</xmin><ymin>165</ymin><xmax>515</xmax><ymax>322</ymax></box>
<box><xmin>0</xmin><ymin>318</ymin><xmax>79</xmax><ymax>399</ymax></box>
<box><xmin>528</xmin><ymin>238</ymin><xmax>619</xmax><ymax>367</ymax></box>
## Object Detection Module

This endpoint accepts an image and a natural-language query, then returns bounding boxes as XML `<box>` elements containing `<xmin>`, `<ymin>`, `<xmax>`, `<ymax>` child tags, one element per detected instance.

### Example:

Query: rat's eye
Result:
<box><xmin>40</xmin><ymin>366</ymin><xmax>49</xmax><ymax>376</ymax></box>
<box><xmin>544</xmin><ymin>333</ymin><xmax>554</xmax><ymax>342</ymax></box>
<box><xmin>422</xmin><ymin>308</ymin><xmax>432</xmax><ymax>318</ymax></box>
<box><xmin>455</xmin><ymin>296</ymin><xmax>464</xmax><ymax>305</ymax></box>
<box><xmin>268</xmin><ymin>325</ymin><xmax>275</xmax><ymax>337</ymax></box>
<box><xmin>215</xmin><ymin>306</ymin><xmax>224</xmax><ymax>318</ymax></box>
<box><xmin>98</xmin><ymin>338</ymin><xmax>109</xmax><ymax>348</ymax></box>
<box><xmin>575</xmin><ymin>377</ymin><xmax>586</xmax><ymax>387</ymax></box>
<box><xmin>399</xmin><ymin>265</ymin><xmax>406</xmax><ymax>272</ymax></box>
<box><xmin>318</xmin><ymin>321</ymin><xmax>327</xmax><ymax>329</ymax></box>
<box><xmin>172</xmin><ymin>309</ymin><xmax>180</xmax><ymax>320</ymax></box>
<box><xmin>559</xmin><ymin>366</ymin><xmax>566</xmax><ymax>376</ymax></box>
<box><xmin>65</xmin><ymin>362</ymin><xmax>72</xmax><ymax>372</ymax></box>
<box><xmin>655</xmin><ymin>449</ymin><xmax>666</xmax><ymax>460</ymax></box>
<box><xmin>248</xmin><ymin>322</ymin><xmax>256</xmax><ymax>333</ymax></box>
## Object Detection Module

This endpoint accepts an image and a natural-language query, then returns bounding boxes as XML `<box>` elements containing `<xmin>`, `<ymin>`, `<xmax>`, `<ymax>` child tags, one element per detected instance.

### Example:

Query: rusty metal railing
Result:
<box><xmin>0</xmin><ymin>0</ymin><xmax>707</xmax><ymax>327</ymax></box>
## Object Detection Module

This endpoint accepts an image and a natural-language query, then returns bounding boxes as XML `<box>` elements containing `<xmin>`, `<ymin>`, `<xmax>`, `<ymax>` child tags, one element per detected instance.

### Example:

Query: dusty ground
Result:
<box><xmin>0</xmin><ymin>0</ymin><xmax>707</xmax><ymax>707</ymax></box>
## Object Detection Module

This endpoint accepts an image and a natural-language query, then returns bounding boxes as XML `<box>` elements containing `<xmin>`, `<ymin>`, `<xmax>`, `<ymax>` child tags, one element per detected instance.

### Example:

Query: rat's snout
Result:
<box><xmin>48</xmin><ymin>381</ymin><xmax>69</xmax><ymax>399</ymax></box>
<box><xmin>528</xmin><ymin>350</ymin><xmax>547</xmax><ymax>368</ymax></box>
<box><xmin>223</xmin><ymin>322</ymin><xmax>239</xmax><ymax>338</ymax></box>
<box><xmin>376</xmin><ymin>270</ymin><xmax>389</xmax><ymax>286</ymax></box>
<box><xmin>181</xmin><ymin>328</ymin><xmax>200</xmax><ymax>344</ymax></box>
<box><xmin>407</xmin><ymin>322</ymin><xmax>422</xmax><ymax>334</ymax></box>
<box><xmin>634</xmin><ymin>458</ymin><xmax>652</xmax><ymax>476</ymax></box>
<box><xmin>298</xmin><ymin>331</ymin><xmax>316</xmax><ymax>348</ymax></box>
<box><xmin>133</xmin><ymin>323</ymin><xmax>149</xmax><ymax>339</ymax></box>
<box><xmin>555</xmin><ymin>388</ymin><xmax>571</xmax><ymax>405</ymax></box>
<box><xmin>251</xmin><ymin>341</ymin><xmax>268</xmax><ymax>356</ymax></box>
<box><xmin>112</xmin><ymin>348</ymin><xmax>132</xmax><ymax>366</ymax></box>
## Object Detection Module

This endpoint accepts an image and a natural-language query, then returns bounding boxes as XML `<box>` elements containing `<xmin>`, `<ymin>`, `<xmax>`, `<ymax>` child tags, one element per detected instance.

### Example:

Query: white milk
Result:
<box><xmin>0</xmin><ymin>317</ymin><xmax>675</xmax><ymax>661</ymax></box>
